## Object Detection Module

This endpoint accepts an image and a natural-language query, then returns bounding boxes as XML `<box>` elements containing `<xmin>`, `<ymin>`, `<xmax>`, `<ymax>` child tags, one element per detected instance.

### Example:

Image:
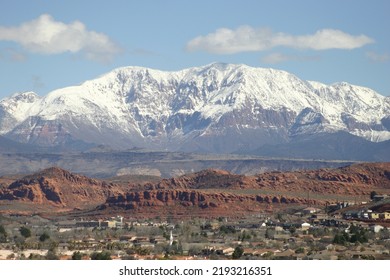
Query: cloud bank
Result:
<box><xmin>0</xmin><ymin>14</ymin><xmax>121</xmax><ymax>62</ymax></box>
<box><xmin>186</xmin><ymin>26</ymin><xmax>374</xmax><ymax>54</ymax></box>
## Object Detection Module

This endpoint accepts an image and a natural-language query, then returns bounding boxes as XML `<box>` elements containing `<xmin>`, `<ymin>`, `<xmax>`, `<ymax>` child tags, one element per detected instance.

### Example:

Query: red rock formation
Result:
<box><xmin>253</xmin><ymin>162</ymin><xmax>390</xmax><ymax>196</ymax></box>
<box><xmin>1</xmin><ymin>163</ymin><xmax>389</xmax><ymax>217</ymax></box>
<box><xmin>100</xmin><ymin>188</ymin><xmax>318</xmax><ymax>216</ymax></box>
<box><xmin>97</xmin><ymin>163</ymin><xmax>390</xmax><ymax>217</ymax></box>
<box><xmin>0</xmin><ymin>167</ymin><xmax>125</xmax><ymax>208</ymax></box>
<box><xmin>153</xmin><ymin>169</ymin><xmax>255</xmax><ymax>190</ymax></box>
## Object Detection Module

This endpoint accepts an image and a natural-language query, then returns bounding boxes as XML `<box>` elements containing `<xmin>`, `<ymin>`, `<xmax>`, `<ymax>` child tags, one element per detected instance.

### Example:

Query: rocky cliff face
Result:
<box><xmin>148</xmin><ymin>169</ymin><xmax>254</xmax><ymax>190</ymax></box>
<box><xmin>98</xmin><ymin>163</ymin><xmax>390</xmax><ymax>216</ymax></box>
<box><xmin>1</xmin><ymin>163</ymin><xmax>389</xmax><ymax>216</ymax></box>
<box><xmin>100</xmin><ymin>189</ymin><xmax>313</xmax><ymax>217</ymax></box>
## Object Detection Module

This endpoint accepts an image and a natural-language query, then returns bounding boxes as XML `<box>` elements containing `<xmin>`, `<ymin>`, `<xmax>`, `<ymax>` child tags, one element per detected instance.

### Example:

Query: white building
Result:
<box><xmin>301</xmin><ymin>222</ymin><xmax>311</xmax><ymax>230</ymax></box>
<box><xmin>370</xmin><ymin>224</ymin><xmax>384</xmax><ymax>233</ymax></box>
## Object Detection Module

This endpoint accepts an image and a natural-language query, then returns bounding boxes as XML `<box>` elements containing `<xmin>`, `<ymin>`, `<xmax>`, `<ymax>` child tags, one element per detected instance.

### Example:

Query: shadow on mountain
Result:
<box><xmin>249</xmin><ymin>131</ymin><xmax>390</xmax><ymax>161</ymax></box>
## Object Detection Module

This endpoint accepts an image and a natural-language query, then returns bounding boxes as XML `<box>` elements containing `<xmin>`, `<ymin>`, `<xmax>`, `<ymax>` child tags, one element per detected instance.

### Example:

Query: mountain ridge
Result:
<box><xmin>2</xmin><ymin>162</ymin><xmax>389</xmax><ymax>216</ymax></box>
<box><xmin>1</xmin><ymin>63</ymin><xmax>389</xmax><ymax>157</ymax></box>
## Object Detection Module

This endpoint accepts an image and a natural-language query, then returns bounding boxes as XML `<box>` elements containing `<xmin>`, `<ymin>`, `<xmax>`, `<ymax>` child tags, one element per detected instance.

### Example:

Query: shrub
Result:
<box><xmin>90</xmin><ymin>251</ymin><xmax>112</xmax><ymax>260</ymax></box>
<box><xmin>19</xmin><ymin>226</ymin><xmax>31</xmax><ymax>238</ymax></box>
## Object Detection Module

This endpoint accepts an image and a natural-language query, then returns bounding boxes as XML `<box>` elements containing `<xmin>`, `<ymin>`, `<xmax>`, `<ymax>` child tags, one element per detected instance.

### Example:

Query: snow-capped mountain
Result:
<box><xmin>1</xmin><ymin>63</ymin><xmax>389</xmax><ymax>154</ymax></box>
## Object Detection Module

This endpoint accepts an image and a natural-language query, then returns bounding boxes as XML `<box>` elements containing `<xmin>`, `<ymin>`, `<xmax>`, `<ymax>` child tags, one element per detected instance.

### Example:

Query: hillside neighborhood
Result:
<box><xmin>1</xmin><ymin>198</ymin><xmax>389</xmax><ymax>260</ymax></box>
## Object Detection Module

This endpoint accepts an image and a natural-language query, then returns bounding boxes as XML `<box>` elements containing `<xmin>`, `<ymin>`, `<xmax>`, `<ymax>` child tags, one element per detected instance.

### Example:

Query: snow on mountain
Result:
<box><xmin>0</xmin><ymin>91</ymin><xmax>42</xmax><ymax>134</ymax></box>
<box><xmin>1</xmin><ymin>63</ymin><xmax>389</xmax><ymax>152</ymax></box>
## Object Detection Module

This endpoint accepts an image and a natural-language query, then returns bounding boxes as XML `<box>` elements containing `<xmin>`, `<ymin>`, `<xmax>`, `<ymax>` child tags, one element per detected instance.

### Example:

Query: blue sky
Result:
<box><xmin>0</xmin><ymin>0</ymin><xmax>389</xmax><ymax>99</ymax></box>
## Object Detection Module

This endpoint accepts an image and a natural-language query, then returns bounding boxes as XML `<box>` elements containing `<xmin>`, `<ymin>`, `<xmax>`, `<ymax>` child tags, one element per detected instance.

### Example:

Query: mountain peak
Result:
<box><xmin>9</xmin><ymin>91</ymin><xmax>40</xmax><ymax>101</ymax></box>
<box><xmin>26</xmin><ymin>166</ymin><xmax>76</xmax><ymax>179</ymax></box>
<box><xmin>1</xmin><ymin>63</ymin><xmax>389</xmax><ymax>156</ymax></box>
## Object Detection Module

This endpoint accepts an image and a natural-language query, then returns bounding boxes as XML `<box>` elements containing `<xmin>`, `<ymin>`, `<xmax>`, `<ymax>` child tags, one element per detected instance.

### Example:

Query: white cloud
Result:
<box><xmin>0</xmin><ymin>14</ymin><xmax>122</xmax><ymax>63</ymax></box>
<box><xmin>261</xmin><ymin>52</ymin><xmax>320</xmax><ymax>64</ymax></box>
<box><xmin>366</xmin><ymin>51</ymin><xmax>390</xmax><ymax>63</ymax></box>
<box><xmin>186</xmin><ymin>26</ymin><xmax>374</xmax><ymax>54</ymax></box>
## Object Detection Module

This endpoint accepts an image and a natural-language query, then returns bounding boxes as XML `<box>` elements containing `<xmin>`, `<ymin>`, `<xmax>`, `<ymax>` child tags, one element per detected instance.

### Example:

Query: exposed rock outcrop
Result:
<box><xmin>98</xmin><ymin>163</ymin><xmax>390</xmax><ymax>216</ymax></box>
<box><xmin>0</xmin><ymin>167</ymin><xmax>125</xmax><ymax>208</ymax></box>
<box><xmin>1</xmin><ymin>163</ymin><xmax>389</xmax><ymax>217</ymax></box>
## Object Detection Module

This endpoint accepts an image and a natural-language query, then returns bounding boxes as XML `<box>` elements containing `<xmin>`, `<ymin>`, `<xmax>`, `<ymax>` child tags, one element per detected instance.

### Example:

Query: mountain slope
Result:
<box><xmin>0</xmin><ymin>135</ymin><xmax>42</xmax><ymax>153</ymax></box>
<box><xmin>1</xmin><ymin>63</ymin><xmax>389</xmax><ymax>157</ymax></box>
<box><xmin>250</xmin><ymin>131</ymin><xmax>390</xmax><ymax>161</ymax></box>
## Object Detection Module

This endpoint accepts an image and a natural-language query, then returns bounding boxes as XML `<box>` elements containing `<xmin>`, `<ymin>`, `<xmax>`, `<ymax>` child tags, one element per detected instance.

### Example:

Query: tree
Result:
<box><xmin>289</xmin><ymin>226</ymin><xmax>296</xmax><ymax>235</ymax></box>
<box><xmin>349</xmin><ymin>225</ymin><xmax>368</xmax><ymax>244</ymax></box>
<box><xmin>276</xmin><ymin>213</ymin><xmax>285</xmax><ymax>222</ymax></box>
<box><xmin>28</xmin><ymin>253</ymin><xmax>44</xmax><ymax>260</ymax></box>
<box><xmin>201</xmin><ymin>223</ymin><xmax>212</xmax><ymax>230</ymax></box>
<box><xmin>0</xmin><ymin>225</ymin><xmax>7</xmax><ymax>243</ymax></box>
<box><xmin>0</xmin><ymin>225</ymin><xmax>5</xmax><ymax>235</ymax></box>
<box><xmin>72</xmin><ymin>251</ymin><xmax>83</xmax><ymax>260</ymax></box>
<box><xmin>232</xmin><ymin>246</ymin><xmax>244</xmax><ymax>259</ymax></box>
<box><xmin>220</xmin><ymin>225</ymin><xmax>236</xmax><ymax>234</ymax></box>
<box><xmin>295</xmin><ymin>247</ymin><xmax>305</xmax><ymax>254</ymax></box>
<box><xmin>188</xmin><ymin>245</ymin><xmax>202</xmax><ymax>256</ymax></box>
<box><xmin>45</xmin><ymin>248</ymin><xmax>59</xmax><ymax>260</ymax></box>
<box><xmin>19</xmin><ymin>226</ymin><xmax>31</xmax><ymax>238</ymax></box>
<box><xmin>370</xmin><ymin>191</ymin><xmax>378</xmax><ymax>200</ymax></box>
<box><xmin>239</xmin><ymin>230</ymin><xmax>251</xmax><ymax>241</ymax></box>
<box><xmin>90</xmin><ymin>251</ymin><xmax>112</xmax><ymax>260</ymax></box>
<box><xmin>39</xmin><ymin>232</ymin><xmax>50</xmax><ymax>242</ymax></box>
<box><xmin>265</xmin><ymin>228</ymin><xmax>275</xmax><ymax>239</ymax></box>
<box><xmin>379</xmin><ymin>228</ymin><xmax>390</xmax><ymax>240</ymax></box>
<box><xmin>333</xmin><ymin>232</ymin><xmax>349</xmax><ymax>245</ymax></box>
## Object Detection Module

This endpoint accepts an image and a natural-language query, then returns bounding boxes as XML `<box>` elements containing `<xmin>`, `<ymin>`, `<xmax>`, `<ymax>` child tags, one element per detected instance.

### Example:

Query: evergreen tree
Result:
<box><xmin>232</xmin><ymin>246</ymin><xmax>244</xmax><ymax>259</ymax></box>
<box><xmin>19</xmin><ymin>226</ymin><xmax>31</xmax><ymax>238</ymax></box>
<box><xmin>0</xmin><ymin>225</ymin><xmax>7</xmax><ymax>243</ymax></box>
<box><xmin>72</xmin><ymin>251</ymin><xmax>83</xmax><ymax>260</ymax></box>
<box><xmin>39</xmin><ymin>232</ymin><xmax>50</xmax><ymax>242</ymax></box>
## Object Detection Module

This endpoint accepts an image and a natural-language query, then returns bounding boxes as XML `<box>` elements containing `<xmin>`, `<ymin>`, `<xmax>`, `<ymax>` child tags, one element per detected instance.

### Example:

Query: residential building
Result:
<box><xmin>301</xmin><ymin>222</ymin><xmax>311</xmax><ymax>230</ymax></box>
<box><xmin>370</xmin><ymin>225</ymin><xmax>384</xmax><ymax>233</ymax></box>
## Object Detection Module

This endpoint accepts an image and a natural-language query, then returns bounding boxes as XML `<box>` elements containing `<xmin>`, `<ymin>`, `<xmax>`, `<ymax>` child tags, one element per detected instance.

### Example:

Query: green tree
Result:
<box><xmin>39</xmin><ymin>232</ymin><xmax>50</xmax><ymax>242</ymax></box>
<box><xmin>370</xmin><ymin>191</ymin><xmax>378</xmax><ymax>200</ymax></box>
<box><xmin>0</xmin><ymin>225</ymin><xmax>7</xmax><ymax>243</ymax></box>
<box><xmin>219</xmin><ymin>225</ymin><xmax>236</xmax><ymax>234</ymax></box>
<box><xmin>232</xmin><ymin>246</ymin><xmax>244</xmax><ymax>259</ymax></box>
<box><xmin>276</xmin><ymin>213</ymin><xmax>285</xmax><ymax>222</ymax></box>
<box><xmin>333</xmin><ymin>232</ymin><xmax>349</xmax><ymax>245</ymax></box>
<box><xmin>350</xmin><ymin>230</ymin><xmax>368</xmax><ymax>243</ymax></box>
<box><xmin>295</xmin><ymin>247</ymin><xmax>305</xmax><ymax>254</ymax></box>
<box><xmin>201</xmin><ymin>223</ymin><xmax>212</xmax><ymax>230</ymax></box>
<box><xmin>239</xmin><ymin>230</ymin><xmax>251</xmax><ymax>241</ymax></box>
<box><xmin>265</xmin><ymin>228</ymin><xmax>275</xmax><ymax>239</ymax></box>
<box><xmin>0</xmin><ymin>225</ymin><xmax>5</xmax><ymax>235</ymax></box>
<box><xmin>72</xmin><ymin>251</ymin><xmax>83</xmax><ymax>260</ymax></box>
<box><xmin>19</xmin><ymin>226</ymin><xmax>31</xmax><ymax>238</ymax></box>
<box><xmin>45</xmin><ymin>248</ymin><xmax>59</xmax><ymax>260</ymax></box>
<box><xmin>289</xmin><ymin>226</ymin><xmax>296</xmax><ymax>234</ymax></box>
<box><xmin>90</xmin><ymin>251</ymin><xmax>112</xmax><ymax>260</ymax></box>
<box><xmin>28</xmin><ymin>253</ymin><xmax>44</xmax><ymax>260</ymax></box>
<box><xmin>349</xmin><ymin>225</ymin><xmax>368</xmax><ymax>244</ymax></box>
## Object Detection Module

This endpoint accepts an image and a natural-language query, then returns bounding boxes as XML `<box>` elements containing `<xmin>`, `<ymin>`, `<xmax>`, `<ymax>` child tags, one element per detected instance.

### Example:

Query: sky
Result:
<box><xmin>0</xmin><ymin>0</ymin><xmax>389</xmax><ymax>100</ymax></box>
